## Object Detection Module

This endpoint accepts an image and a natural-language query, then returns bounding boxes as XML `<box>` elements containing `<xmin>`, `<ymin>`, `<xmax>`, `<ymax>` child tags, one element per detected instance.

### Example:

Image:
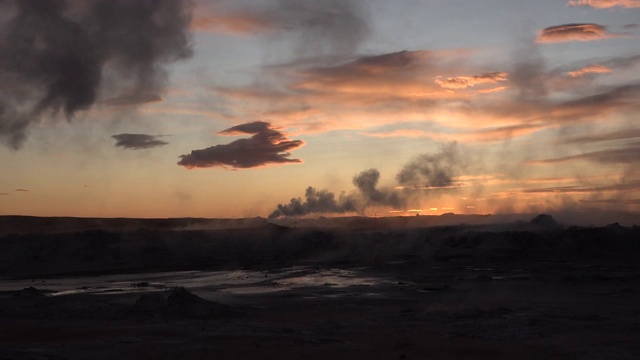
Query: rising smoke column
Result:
<box><xmin>0</xmin><ymin>0</ymin><xmax>193</xmax><ymax>149</ymax></box>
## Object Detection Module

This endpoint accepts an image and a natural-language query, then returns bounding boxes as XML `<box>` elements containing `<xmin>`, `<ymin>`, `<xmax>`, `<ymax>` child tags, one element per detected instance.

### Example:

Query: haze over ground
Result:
<box><xmin>1</xmin><ymin>0</ymin><xmax>639</xmax><ymax>220</ymax></box>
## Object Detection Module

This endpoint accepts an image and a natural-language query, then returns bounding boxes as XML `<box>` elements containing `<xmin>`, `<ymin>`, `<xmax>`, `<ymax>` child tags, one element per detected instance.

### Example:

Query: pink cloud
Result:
<box><xmin>435</xmin><ymin>72</ymin><xmax>508</xmax><ymax>89</ymax></box>
<box><xmin>567</xmin><ymin>0</ymin><xmax>640</xmax><ymax>8</ymax></box>
<box><xmin>536</xmin><ymin>23</ymin><xmax>625</xmax><ymax>43</ymax></box>
<box><xmin>566</xmin><ymin>64</ymin><xmax>613</xmax><ymax>77</ymax></box>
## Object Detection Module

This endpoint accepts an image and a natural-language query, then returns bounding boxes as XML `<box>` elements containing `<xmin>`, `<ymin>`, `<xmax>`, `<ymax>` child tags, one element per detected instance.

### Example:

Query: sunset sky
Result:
<box><xmin>1</xmin><ymin>0</ymin><xmax>640</xmax><ymax>218</ymax></box>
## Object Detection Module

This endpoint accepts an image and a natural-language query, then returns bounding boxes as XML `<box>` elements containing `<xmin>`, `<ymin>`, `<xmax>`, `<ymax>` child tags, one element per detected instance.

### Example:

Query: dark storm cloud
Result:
<box><xmin>177</xmin><ymin>121</ymin><xmax>305</xmax><ymax>169</ymax></box>
<box><xmin>112</xmin><ymin>134</ymin><xmax>169</xmax><ymax>150</ymax></box>
<box><xmin>0</xmin><ymin>0</ymin><xmax>193</xmax><ymax>149</ymax></box>
<box><xmin>268</xmin><ymin>186</ymin><xmax>357</xmax><ymax>218</ymax></box>
<box><xmin>396</xmin><ymin>142</ymin><xmax>463</xmax><ymax>189</ymax></box>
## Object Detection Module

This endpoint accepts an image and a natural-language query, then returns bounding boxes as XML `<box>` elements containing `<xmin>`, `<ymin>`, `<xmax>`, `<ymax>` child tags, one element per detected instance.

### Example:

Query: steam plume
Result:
<box><xmin>353</xmin><ymin>169</ymin><xmax>406</xmax><ymax>208</ymax></box>
<box><xmin>396</xmin><ymin>142</ymin><xmax>462</xmax><ymax>189</ymax></box>
<box><xmin>269</xmin><ymin>142</ymin><xmax>467</xmax><ymax>218</ymax></box>
<box><xmin>268</xmin><ymin>186</ymin><xmax>357</xmax><ymax>218</ymax></box>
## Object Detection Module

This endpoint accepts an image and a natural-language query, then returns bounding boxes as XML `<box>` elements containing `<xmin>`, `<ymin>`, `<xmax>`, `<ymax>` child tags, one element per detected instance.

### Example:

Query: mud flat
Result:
<box><xmin>1</xmin><ymin>214</ymin><xmax>639</xmax><ymax>359</ymax></box>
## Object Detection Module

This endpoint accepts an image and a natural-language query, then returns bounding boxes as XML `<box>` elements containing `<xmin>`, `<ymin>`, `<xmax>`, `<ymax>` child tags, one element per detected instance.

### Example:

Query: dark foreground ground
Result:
<box><xmin>1</xmin><ymin>214</ymin><xmax>639</xmax><ymax>359</ymax></box>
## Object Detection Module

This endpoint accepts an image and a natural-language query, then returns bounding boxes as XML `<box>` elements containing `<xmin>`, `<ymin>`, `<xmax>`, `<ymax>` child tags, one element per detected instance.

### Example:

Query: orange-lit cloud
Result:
<box><xmin>209</xmin><ymin>49</ymin><xmax>520</xmax><ymax>133</ymax></box>
<box><xmin>191</xmin><ymin>13</ymin><xmax>275</xmax><ymax>35</ymax></box>
<box><xmin>189</xmin><ymin>46</ymin><xmax>640</xmax><ymax>155</ymax></box>
<box><xmin>566</xmin><ymin>64</ymin><xmax>613</xmax><ymax>77</ymax></box>
<box><xmin>178</xmin><ymin>121</ymin><xmax>305</xmax><ymax>169</ymax></box>
<box><xmin>435</xmin><ymin>72</ymin><xmax>508</xmax><ymax>89</ymax></box>
<box><xmin>536</xmin><ymin>23</ymin><xmax>624</xmax><ymax>43</ymax></box>
<box><xmin>567</xmin><ymin>0</ymin><xmax>640</xmax><ymax>8</ymax></box>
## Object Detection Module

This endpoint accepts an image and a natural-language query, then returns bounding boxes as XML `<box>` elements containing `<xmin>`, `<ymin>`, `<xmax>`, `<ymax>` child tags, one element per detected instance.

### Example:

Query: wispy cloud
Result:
<box><xmin>580</xmin><ymin>198</ymin><xmax>640</xmax><ymax>205</ymax></box>
<box><xmin>564</xmin><ymin>128</ymin><xmax>640</xmax><ymax>143</ymax></box>
<box><xmin>536</xmin><ymin>23</ymin><xmax>625</xmax><ymax>43</ymax></box>
<box><xmin>14</xmin><ymin>188</ymin><xmax>28</xmax><ymax>192</ymax></box>
<box><xmin>364</xmin><ymin>122</ymin><xmax>543</xmax><ymax>143</ymax></box>
<box><xmin>209</xmin><ymin>49</ymin><xmax>514</xmax><ymax>134</ymax></box>
<box><xmin>178</xmin><ymin>121</ymin><xmax>304</xmax><ymax>169</ymax></box>
<box><xmin>112</xmin><ymin>134</ymin><xmax>169</xmax><ymax>150</ymax></box>
<box><xmin>102</xmin><ymin>94</ymin><xmax>163</xmax><ymax>107</ymax></box>
<box><xmin>528</xmin><ymin>144</ymin><xmax>640</xmax><ymax>165</ymax></box>
<box><xmin>192</xmin><ymin>46</ymin><xmax>640</xmax><ymax>156</ymax></box>
<box><xmin>566</xmin><ymin>64</ymin><xmax>613</xmax><ymax>77</ymax></box>
<box><xmin>435</xmin><ymin>72</ymin><xmax>508</xmax><ymax>89</ymax></box>
<box><xmin>192</xmin><ymin>0</ymin><xmax>368</xmax><ymax>57</ymax></box>
<box><xmin>568</xmin><ymin>0</ymin><xmax>640</xmax><ymax>9</ymax></box>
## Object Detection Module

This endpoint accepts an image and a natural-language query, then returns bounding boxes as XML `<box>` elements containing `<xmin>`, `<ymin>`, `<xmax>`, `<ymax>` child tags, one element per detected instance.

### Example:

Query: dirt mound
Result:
<box><xmin>131</xmin><ymin>287</ymin><xmax>241</xmax><ymax>319</ymax></box>
<box><xmin>12</xmin><ymin>286</ymin><xmax>45</xmax><ymax>298</ymax></box>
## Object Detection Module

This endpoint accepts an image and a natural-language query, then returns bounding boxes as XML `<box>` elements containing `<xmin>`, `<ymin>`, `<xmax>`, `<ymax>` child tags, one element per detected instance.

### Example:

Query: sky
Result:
<box><xmin>1</xmin><ymin>0</ymin><xmax>640</xmax><ymax>219</ymax></box>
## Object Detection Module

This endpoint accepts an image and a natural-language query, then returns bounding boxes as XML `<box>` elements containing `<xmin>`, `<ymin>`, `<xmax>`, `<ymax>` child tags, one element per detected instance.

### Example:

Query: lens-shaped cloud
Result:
<box><xmin>536</xmin><ymin>23</ymin><xmax>624</xmax><ymax>43</ymax></box>
<box><xmin>178</xmin><ymin>121</ymin><xmax>304</xmax><ymax>169</ymax></box>
<box><xmin>112</xmin><ymin>134</ymin><xmax>169</xmax><ymax>150</ymax></box>
<box><xmin>567</xmin><ymin>0</ymin><xmax>640</xmax><ymax>8</ymax></box>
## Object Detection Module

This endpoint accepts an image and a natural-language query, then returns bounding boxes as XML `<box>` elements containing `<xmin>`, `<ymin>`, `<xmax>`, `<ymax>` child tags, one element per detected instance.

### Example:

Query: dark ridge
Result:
<box><xmin>0</xmin><ymin>215</ymin><xmax>269</xmax><ymax>235</ymax></box>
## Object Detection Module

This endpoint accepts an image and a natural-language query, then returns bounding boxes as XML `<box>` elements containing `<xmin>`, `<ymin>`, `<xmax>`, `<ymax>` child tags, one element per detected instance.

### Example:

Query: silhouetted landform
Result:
<box><xmin>1</xmin><ymin>214</ymin><xmax>640</xmax><ymax>359</ymax></box>
<box><xmin>1</xmin><ymin>214</ymin><xmax>638</xmax><ymax>278</ymax></box>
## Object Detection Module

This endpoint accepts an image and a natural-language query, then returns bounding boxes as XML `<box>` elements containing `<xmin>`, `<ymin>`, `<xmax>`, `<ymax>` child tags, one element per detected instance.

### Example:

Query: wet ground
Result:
<box><xmin>2</xmin><ymin>259</ymin><xmax>640</xmax><ymax>359</ymax></box>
